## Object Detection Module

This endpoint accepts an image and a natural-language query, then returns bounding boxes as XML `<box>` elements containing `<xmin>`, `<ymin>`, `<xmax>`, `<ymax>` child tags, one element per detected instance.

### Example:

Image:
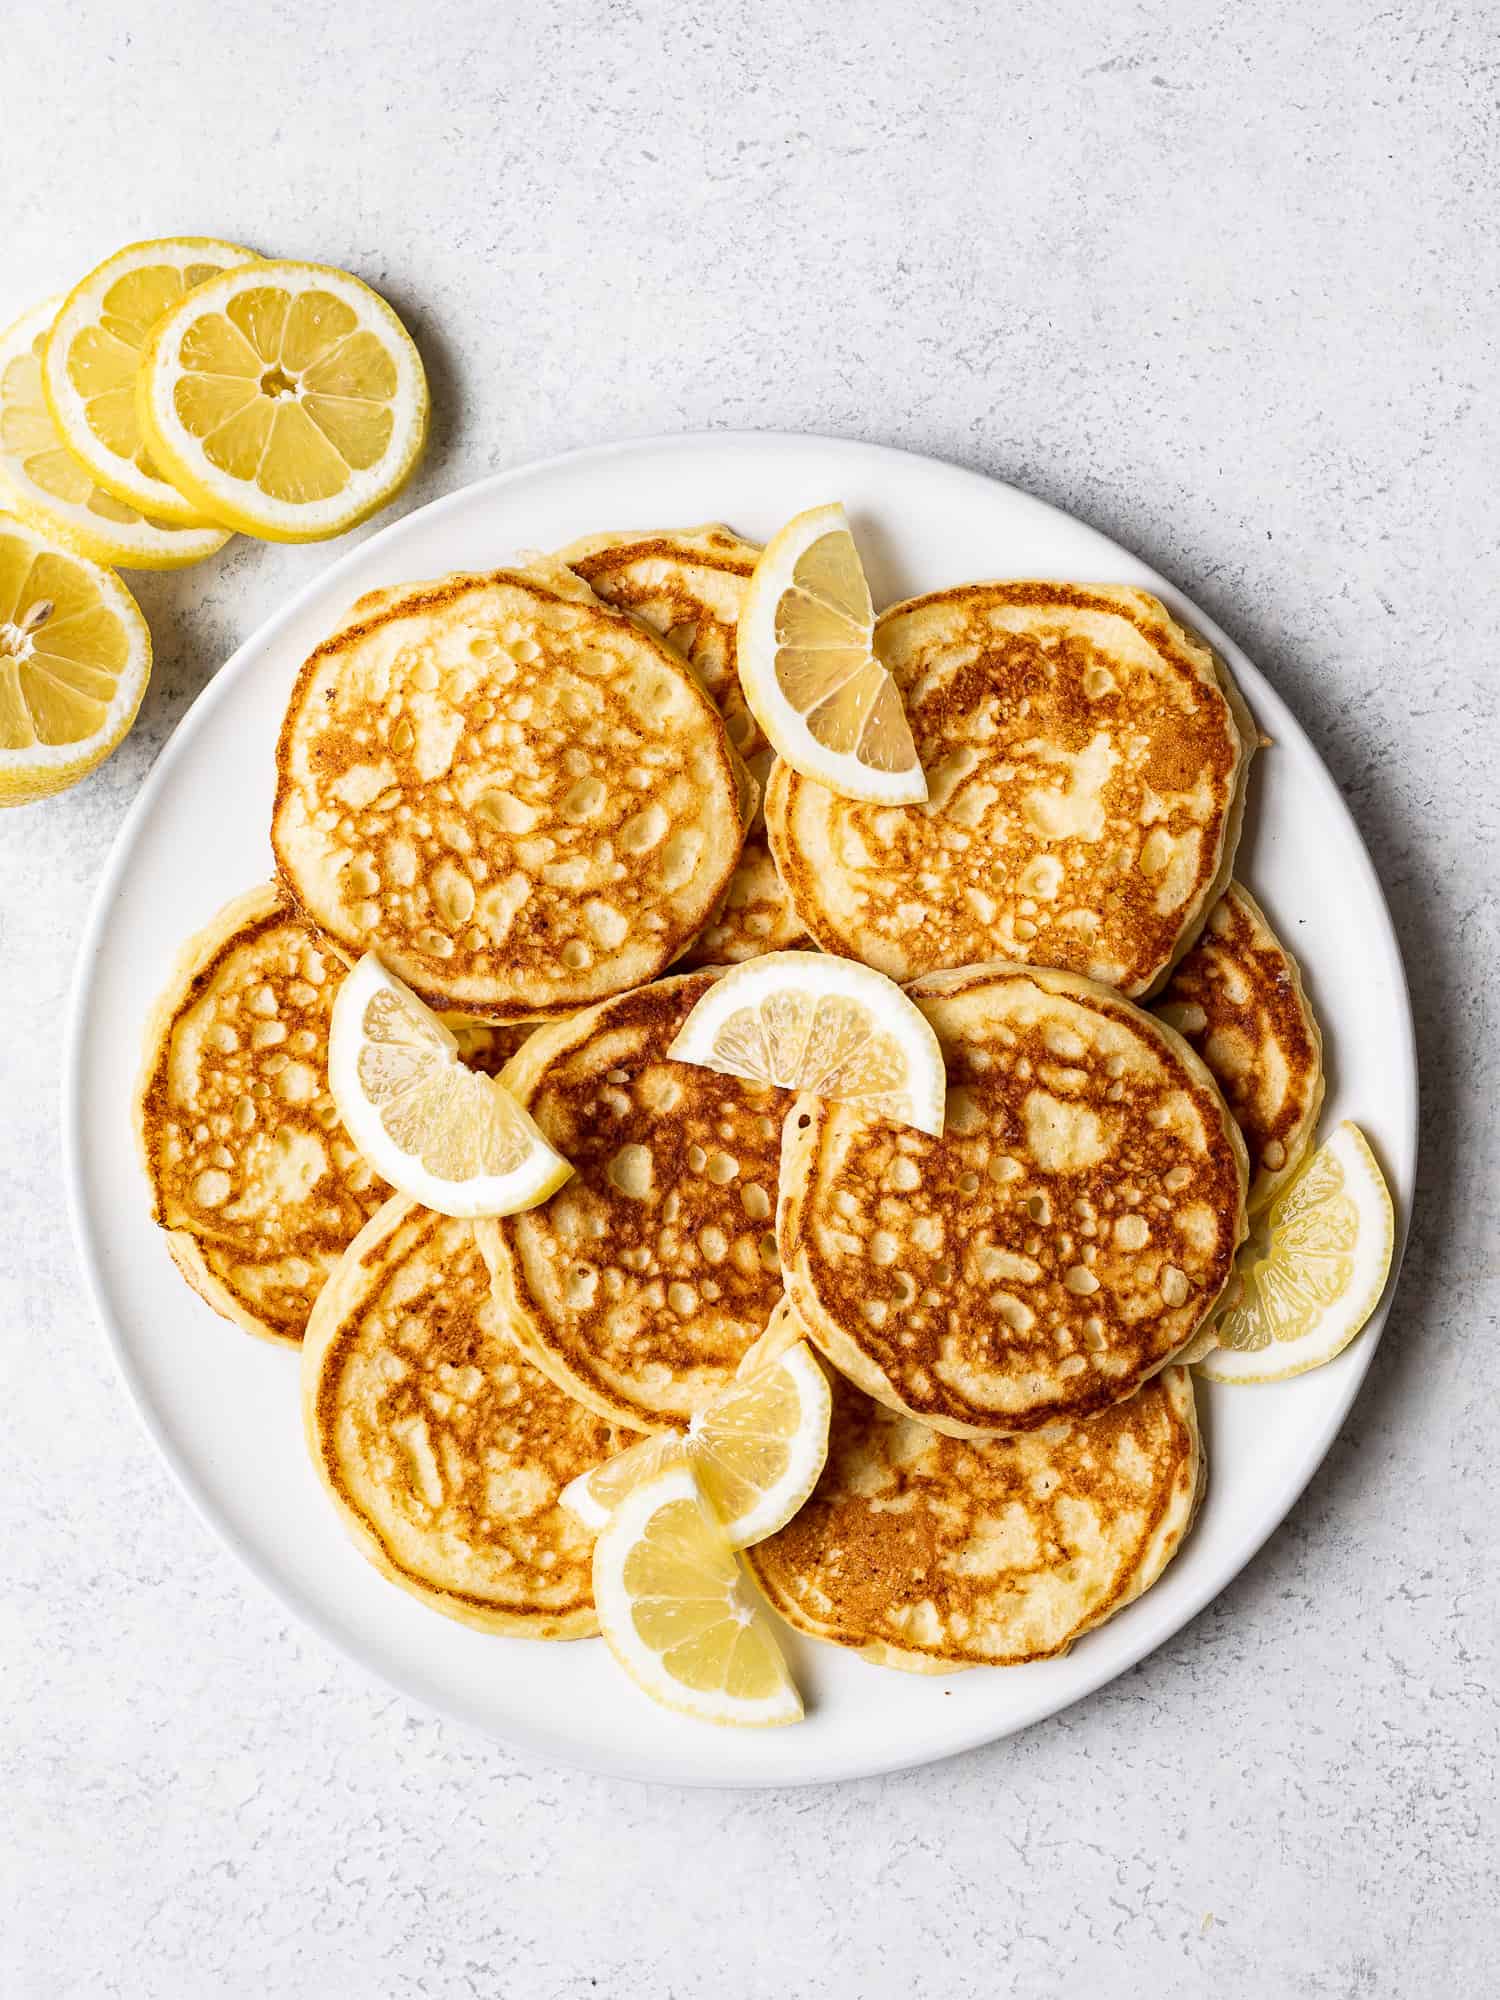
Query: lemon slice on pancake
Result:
<box><xmin>564</xmin><ymin>1332</ymin><xmax>831</xmax><ymax>1548</ymax></box>
<box><xmin>137</xmin><ymin>260</ymin><xmax>428</xmax><ymax>542</ymax></box>
<box><xmin>668</xmin><ymin>949</ymin><xmax>947</xmax><ymax>1136</ymax></box>
<box><xmin>592</xmin><ymin>1460</ymin><xmax>803</xmax><ymax>1727</ymax></box>
<box><xmin>1197</xmin><ymin>1121</ymin><xmax>1394</xmax><ymax>1384</ymax></box>
<box><xmin>737</xmin><ymin>501</ymin><xmax>926</xmax><ymax>803</ymax></box>
<box><xmin>328</xmin><ymin>954</ymin><xmax>571</xmax><ymax>1218</ymax></box>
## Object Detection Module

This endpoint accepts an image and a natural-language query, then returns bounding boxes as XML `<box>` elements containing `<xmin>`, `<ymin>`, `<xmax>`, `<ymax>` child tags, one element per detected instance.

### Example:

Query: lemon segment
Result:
<box><xmin>42</xmin><ymin>237</ymin><xmax>258</xmax><ymax>524</ymax></box>
<box><xmin>0</xmin><ymin>300</ymin><xmax>231</xmax><ymax>570</ymax></box>
<box><xmin>737</xmin><ymin>501</ymin><xmax>926</xmax><ymax>803</ymax></box>
<box><xmin>327</xmin><ymin>954</ymin><xmax>571</xmax><ymax>1218</ymax></box>
<box><xmin>0</xmin><ymin>513</ymin><xmax>151</xmax><ymax>805</ymax></box>
<box><xmin>137</xmin><ymin>261</ymin><xmax>428</xmax><ymax>542</ymax></box>
<box><xmin>1197</xmin><ymin>1121</ymin><xmax>1394</xmax><ymax>1384</ymax></box>
<box><xmin>592</xmin><ymin>1461</ymin><xmax>803</xmax><ymax>1727</ymax></box>
<box><xmin>563</xmin><ymin>1334</ymin><xmax>831</xmax><ymax>1548</ymax></box>
<box><xmin>667</xmin><ymin>948</ymin><xmax>947</xmax><ymax>1136</ymax></box>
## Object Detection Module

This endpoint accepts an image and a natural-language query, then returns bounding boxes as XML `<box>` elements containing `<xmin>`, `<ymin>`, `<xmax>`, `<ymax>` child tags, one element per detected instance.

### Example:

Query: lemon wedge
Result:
<box><xmin>0</xmin><ymin>300</ymin><xmax>230</xmax><ymax>570</ymax></box>
<box><xmin>0</xmin><ymin>513</ymin><xmax>151</xmax><ymax>806</ymax></box>
<box><xmin>737</xmin><ymin>501</ymin><xmax>926</xmax><ymax>803</ymax></box>
<box><xmin>667</xmin><ymin>949</ymin><xmax>947</xmax><ymax>1136</ymax></box>
<box><xmin>1197</xmin><ymin>1121</ymin><xmax>1394</xmax><ymax>1384</ymax></box>
<box><xmin>592</xmin><ymin>1460</ymin><xmax>803</xmax><ymax>1727</ymax></box>
<box><xmin>564</xmin><ymin>1327</ymin><xmax>831</xmax><ymax>1548</ymax></box>
<box><xmin>327</xmin><ymin>954</ymin><xmax>571</xmax><ymax>1218</ymax></box>
<box><xmin>42</xmin><ymin>237</ymin><xmax>258</xmax><ymax>524</ymax></box>
<box><xmin>136</xmin><ymin>261</ymin><xmax>428</xmax><ymax>542</ymax></box>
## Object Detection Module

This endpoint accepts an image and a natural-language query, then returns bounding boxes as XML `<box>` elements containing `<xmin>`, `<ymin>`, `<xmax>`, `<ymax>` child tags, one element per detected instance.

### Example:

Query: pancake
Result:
<box><xmin>272</xmin><ymin>567</ymin><xmax>746</xmax><ymax>1020</ymax></box>
<box><xmin>746</xmin><ymin>1363</ymin><xmax>1202</xmax><ymax>1671</ymax></box>
<box><xmin>766</xmin><ymin>583</ymin><xmax>1256</xmax><ymax>998</ymax></box>
<box><xmin>303</xmin><ymin>1197</ymin><xmax>620</xmax><ymax>1637</ymax></box>
<box><xmin>486</xmin><ymin>970</ymin><xmax>791</xmax><ymax>1429</ymax></box>
<box><xmin>558</xmin><ymin>525</ymin><xmax>806</xmax><ymax>964</ymax></box>
<box><xmin>135</xmin><ymin>883</ymin><xmax>389</xmax><ymax>1345</ymax></box>
<box><xmin>780</xmin><ymin>962</ymin><xmax>1248</xmax><ymax>1436</ymax></box>
<box><xmin>1153</xmin><ymin>881</ymin><xmax>1324</xmax><ymax>1212</ymax></box>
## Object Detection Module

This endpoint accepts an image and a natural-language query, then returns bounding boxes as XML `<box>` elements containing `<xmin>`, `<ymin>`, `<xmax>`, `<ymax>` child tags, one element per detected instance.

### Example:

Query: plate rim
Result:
<box><xmin>61</xmin><ymin>428</ymin><xmax>1418</xmax><ymax>1786</ymax></box>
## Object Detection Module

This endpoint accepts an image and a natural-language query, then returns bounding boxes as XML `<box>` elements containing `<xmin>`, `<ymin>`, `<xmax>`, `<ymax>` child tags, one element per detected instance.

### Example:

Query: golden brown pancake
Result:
<box><xmin>487</xmin><ymin>970</ymin><xmax>790</xmax><ymax>1429</ymax></box>
<box><xmin>747</xmin><ymin>1364</ymin><xmax>1202</xmax><ymax>1671</ymax></box>
<box><xmin>303</xmin><ymin>1198</ymin><xmax>620</xmax><ymax>1637</ymax></box>
<box><xmin>780</xmin><ymin>962</ymin><xmax>1248</xmax><ymax>1436</ymax></box>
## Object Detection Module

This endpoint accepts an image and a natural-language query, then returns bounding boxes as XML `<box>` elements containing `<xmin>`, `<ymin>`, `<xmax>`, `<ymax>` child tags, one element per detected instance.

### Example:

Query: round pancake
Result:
<box><xmin>557</xmin><ymin>525</ymin><xmax>806</xmax><ymax>964</ymax></box>
<box><xmin>766</xmin><ymin>582</ymin><xmax>1256</xmax><ymax>998</ymax></box>
<box><xmin>272</xmin><ymin>567</ymin><xmax>745</xmax><ymax>1020</ymax></box>
<box><xmin>303</xmin><ymin>1197</ymin><xmax>620</xmax><ymax>1637</ymax></box>
<box><xmin>135</xmin><ymin>884</ymin><xmax>389</xmax><ymax>1345</ymax></box>
<box><xmin>747</xmin><ymin>1364</ymin><xmax>1202</xmax><ymax>1671</ymax></box>
<box><xmin>780</xmin><ymin>962</ymin><xmax>1248</xmax><ymax>1436</ymax></box>
<box><xmin>1153</xmin><ymin>882</ymin><xmax>1324</xmax><ymax>1212</ymax></box>
<box><xmin>488</xmin><ymin>971</ymin><xmax>791</xmax><ymax>1429</ymax></box>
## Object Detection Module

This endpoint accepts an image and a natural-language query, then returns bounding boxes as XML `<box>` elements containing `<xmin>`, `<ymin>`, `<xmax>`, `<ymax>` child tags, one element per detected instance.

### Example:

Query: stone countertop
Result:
<box><xmin>3</xmin><ymin>2</ymin><xmax>1496</xmax><ymax>1994</ymax></box>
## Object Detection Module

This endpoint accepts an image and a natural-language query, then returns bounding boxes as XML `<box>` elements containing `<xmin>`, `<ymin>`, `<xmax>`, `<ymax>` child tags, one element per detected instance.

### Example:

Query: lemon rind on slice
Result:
<box><xmin>1197</xmin><ymin>1121</ymin><xmax>1394</xmax><ymax>1385</ymax></box>
<box><xmin>327</xmin><ymin>953</ymin><xmax>571</xmax><ymax>1219</ymax></box>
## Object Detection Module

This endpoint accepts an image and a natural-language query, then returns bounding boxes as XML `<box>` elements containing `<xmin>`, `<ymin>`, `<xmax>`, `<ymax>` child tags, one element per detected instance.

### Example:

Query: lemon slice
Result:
<box><xmin>667</xmin><ymin>949</ymin><xmax>947</xmax><ymax>1136</ymax></box>
<box><xmin>0</xmin><ymin>513</ymin><xmax>151</xmax><ymax>805</ymax></box>
<box><xmin>1197</xmin><ymin>1122</ymin><xmax>1394</xmax><ymax>1384</ymax></box>
<box><xmin>42</xmin><ymin>237</ymin><xmax>258</xmax><ymax>525</ymax></box>
<box><xmin>0</xmin><ymin>300</ymin><xmax>230</xmax><ymax>570</ymax></box>
<box><xmin>327</xmin><ymin>954</ymin><xmax>571</xmax><ymax>1218</ymax></box>
<box><xmin>564</xmin><ymin>1332</ymin><xmax>831</xmax><ymax>1548</ymax></box>
<box><xmin>592</xmin><ymin>1461</ymin><xmax>803</xmax><ymax>1728</ymax></box>
<box><xmin>137</xmin><ymin>261</ymin><xmax>428</xmax><ymax>542</ymax></box>
<box><xmin>737</xmin><ymin>501</ymin><xmax>926</xmax><ymax>804</ymax></box>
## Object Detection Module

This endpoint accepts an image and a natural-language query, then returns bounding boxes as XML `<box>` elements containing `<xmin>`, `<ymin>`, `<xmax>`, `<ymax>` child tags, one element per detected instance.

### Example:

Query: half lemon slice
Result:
<box><xmin>564</xmin><ymin>1328</ymin><xmax>831</xmax><ymax>1548</ymax></box>
<box><xmin>137</xmin><ymin>260</ymin><xmax>428</xmax><ymax>542</ymax></box>
<box><xmin>327</xmin><ymin>954</ymin><xmax>571</xmax><ymax>1218</ymax></box>
<box><xmin>668</xmin><ymin>949</ymin><xmax>947</xmax><ymax>1136</ymax></box>
<box><xmin>592</xmin><ymin>1461</ymin><xmax>803</xmax><ymax>1728</ymax></box>
<box><xmin>1197</xmin><ymin>1121</ymin><xmax>1394</xmax><ymax>1384</ymax></box>
<box><xmin>737</xmin><ymin>501</ymin><xmax>926</xmax><ymax>803</ymax></box>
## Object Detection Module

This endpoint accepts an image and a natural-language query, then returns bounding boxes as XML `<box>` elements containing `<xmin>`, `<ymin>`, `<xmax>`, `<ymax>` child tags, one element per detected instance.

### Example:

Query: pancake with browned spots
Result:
<box><xmin>302</xmin><ymin>1198</ymin><xmax>620</xmax><ymax>1636</ymax></box>
<box><xmin>486</xmin><ymin>970</ymin><xmax>790</xmax><ymax>1429</ymax></box>
<box><xmin>746</xmin><ymin>1363</ymin><xmax>1202</xmax><ymax>1671</ymax></box>
<box><xmin>1153</xmin><ymin>882</ymin><xmax>1324</xmax><ymax>1212</ymax></box>
<box><xmin>779</xmin><ymin>962</ymin><xmax>1248</xmax><ymax>1436</ymax></box>
<box><xmin>766</xmin><ymin>583</ymin><xmax>1256</xmax><ymax>998</ymax></box>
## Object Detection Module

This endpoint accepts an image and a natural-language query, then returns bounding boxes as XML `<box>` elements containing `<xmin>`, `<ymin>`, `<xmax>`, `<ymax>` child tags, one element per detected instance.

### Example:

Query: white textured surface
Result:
<box><xmin>2</xmin><ymin>0</ymin><xmax>1495</xmax><ymax>1993</ymax></box>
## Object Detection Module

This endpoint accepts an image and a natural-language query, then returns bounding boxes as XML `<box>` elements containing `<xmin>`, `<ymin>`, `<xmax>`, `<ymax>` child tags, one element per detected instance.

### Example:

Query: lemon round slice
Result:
<box><xmin>737</xmin><ymin>501</ymin><xmax>926</xmax><ymax>803</ymax></box>
<box><xmin>0</xmin><ymin>300</ymin><xmax>230</xmax><ymax>571</ymax></box>
<box><xmin>137</xmin><ymin>261</ymin><xmax>428</xmax><ymax>542</ymax></box>
<box><xmin>667</xmin><ymin>949</ymin><xmax>947</xmax><ymax>1136</ymax></box>
<box><xmin>327</xmin><ymin>954</ymin><xmax>571</xmax><ymax>1218</ymax></box>
<box><xmin>0</xmin><ymin>513</ymin><xmax>151</xmax><ymax>805</ymax></box>
<box><xmin>1197</xmin><ymin>1121</ymin><xmax>1394</xmax><ymax>1384</ymax></box>
<box><xmin>42</xmin><ymin>237</ymin><xmax>258</xmax><ymax>524</ymax></box>
<box><xmin>564</xmin><ymin>1334</ymin><xmax>831</xmax><ymax>1548</ymax></box>
<box><xmin>592</xmin><ymin>1461</ymin><xmax>803</xmax><ymax>1728</ymax></box>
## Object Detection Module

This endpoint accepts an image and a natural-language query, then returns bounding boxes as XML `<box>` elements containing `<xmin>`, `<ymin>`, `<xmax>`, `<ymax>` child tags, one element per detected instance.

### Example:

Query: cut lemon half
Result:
<box><xmin>668</xmin><ymin>949</ymin><xmax>947</xmax><ymax>1136</ymax></box>
<box><xmin>42</xmin><ymin>237</ymin><xmax>258</xmax><ymax>524</ymax></box>
<box><xmin>0</xmin><ymin>514</ymin><xmax>151</xmax><ymax>805</ymax></box>
<box><xmin>1197</xmin><ymin>1122</ymin><xmax>1394</xmax><ymax>1384</ymax></box>
<box><xmin>0</xmin><ymin>300</ymin><xmax>230</xmax><ymax>570</ymax></box>
<box><xmin>327</xmin><ymin>954</ymin><xmax>571</xmax><ymax>1218</ymax></box>
<box><xmin>592</xmin><ymin>1461</ymin><xmax>803</xmax><ymax>1728</ymax></box>
<box><xmin>137</xmin><ymin>261</ymin><xmax>428</xmax><ymax>542</ymax></box>
<box><xmin>737</xmin><ymin>501</ymin><xmax>926</xmax><ymax>803</ymax></box>
<box><xmin>563</xmin><ymin>1331</ymin><xmax>831</xmax><ymax>1548</ymax></box>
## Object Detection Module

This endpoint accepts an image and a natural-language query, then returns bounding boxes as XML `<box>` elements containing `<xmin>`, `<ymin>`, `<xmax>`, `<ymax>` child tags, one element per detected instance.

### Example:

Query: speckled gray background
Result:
<box><xmin>4</xmin><ymin>1</ymin><xmax>1496</xmax><ymax>1993</ymax></box>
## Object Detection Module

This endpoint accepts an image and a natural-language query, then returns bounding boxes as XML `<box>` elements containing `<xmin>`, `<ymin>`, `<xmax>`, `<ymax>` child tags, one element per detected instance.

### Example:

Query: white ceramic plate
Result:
<box><xmin>64</xmin><ymin>433</ymin><xmax>1416</xmax><ymax>1787</ymax></box>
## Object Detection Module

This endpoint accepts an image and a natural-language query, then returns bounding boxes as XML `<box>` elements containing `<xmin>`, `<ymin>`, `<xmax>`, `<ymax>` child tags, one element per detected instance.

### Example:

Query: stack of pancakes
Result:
<box><xmin>137</xmin><ymin>530</ymin><xmax>1323</xmax><ymax>1674</ymax></box>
